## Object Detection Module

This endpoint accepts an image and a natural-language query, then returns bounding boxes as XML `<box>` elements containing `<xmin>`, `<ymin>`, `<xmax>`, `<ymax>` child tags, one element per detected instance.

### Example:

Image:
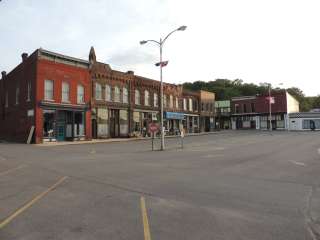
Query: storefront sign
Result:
<box><xmin>165</xmin><ymin>112</ymin><xmax>184</xmax><ymax>120</ymax></box>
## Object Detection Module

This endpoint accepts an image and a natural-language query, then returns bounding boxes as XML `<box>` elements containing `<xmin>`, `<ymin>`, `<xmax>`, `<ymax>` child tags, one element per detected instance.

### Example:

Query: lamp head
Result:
<box><xmin>177</xmin><ymin>25</ymin><xmax>187</xmax><ymax>31</ymax></box>
<box><xmin>140</xmin><ymin>40</ymin><xmax>147</xmax><ymax>45</ymax></box>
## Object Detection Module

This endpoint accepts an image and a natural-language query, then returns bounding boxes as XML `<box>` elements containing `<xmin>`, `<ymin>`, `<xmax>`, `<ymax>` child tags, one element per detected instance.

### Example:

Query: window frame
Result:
<box><xmin>62</xmin><ymin>81</ymin><xmax>70</xmax><ymax>103</ymax></box>
<box><xmin>77</xmin><ymin>84</ymin><xmax>85</xmax><ymax>104</ymax></box>
<box><xmin>44</xmin><ymin>79</ymin><xmax>54</xmax><ymax>101</ymax></box>
<box><xmin>95</xmin><ymin>83</ymin><xmax>102</xmax><ymax>100</ymax></box>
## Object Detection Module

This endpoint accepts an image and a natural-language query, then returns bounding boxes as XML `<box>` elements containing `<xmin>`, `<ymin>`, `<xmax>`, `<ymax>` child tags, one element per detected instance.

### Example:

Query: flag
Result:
<box><xmin>155</xmin><ymin>61</ymin><xmax>168</xmax><ymax>67</ymax></box>
<box><xmin>266</xmin><ymin>96</ymin><xmax>275</xmax><ymax>104</ymax></box>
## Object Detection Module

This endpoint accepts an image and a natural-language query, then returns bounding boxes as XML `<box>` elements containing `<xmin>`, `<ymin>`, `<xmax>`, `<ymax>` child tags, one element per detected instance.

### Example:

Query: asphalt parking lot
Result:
<box><xmin>0</xmin><ymin>131</ymin><xmax>320</xmax><ymax>240</ymax></box>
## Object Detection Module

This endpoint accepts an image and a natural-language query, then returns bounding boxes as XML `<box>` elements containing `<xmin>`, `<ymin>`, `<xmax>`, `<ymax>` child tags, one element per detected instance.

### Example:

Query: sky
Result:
<box><xmin>1</xmin><ymin>0</ymin><xmax>320</xmax><ymax>96</ymax></box>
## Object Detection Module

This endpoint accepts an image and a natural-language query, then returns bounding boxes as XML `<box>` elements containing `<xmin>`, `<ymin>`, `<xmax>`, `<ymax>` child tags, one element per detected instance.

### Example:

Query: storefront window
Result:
<box><xmin>120</xmin><ymin>110</ymin><xmax>128</xmax><ymax>135</ymax></box>
<box><xmin>75</xmin><ymin>112</ymin><xmax>85</xmax><ymax>136</ymax></box>
<box><xmin>97</xmin><ymin>108</ymin><xmax>108</xmax><ymax>137</ymax></box>
<box><xmin>43</xmin><ymin>110</ymin><xmax>56</xmax><ymax>138</ymax></box>
<box><xmin>133</xmin><ymin>111</ymin><xmax>141</xmax><ymax>132</ymax></box>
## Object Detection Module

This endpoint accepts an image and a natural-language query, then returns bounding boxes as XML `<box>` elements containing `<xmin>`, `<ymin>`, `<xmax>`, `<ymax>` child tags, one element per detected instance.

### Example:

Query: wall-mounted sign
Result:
<box><xmin>27</xmin><ymin>109</ymin><xmax>34</xmax><ymax>117</ymax></box>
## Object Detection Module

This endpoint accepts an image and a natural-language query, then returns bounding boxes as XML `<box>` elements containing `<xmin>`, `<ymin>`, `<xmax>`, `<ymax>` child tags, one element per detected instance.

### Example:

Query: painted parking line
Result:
<box><xmin>289</xmin><ymin>160</ymin><xmax>306</xmax><ymax>166</ymax></box>
<box><xmin>0</xmin><ymin>176</ymin><xmax>68</xmax><ymax>230</ymax></box>
<box><xmin>0</xmin><ymin>165</ymin><xmax>26</xmax><ymax>177</ymax></box>
<box><xmin>140</xmin><ymin>196</ymin><xmax>152</xmax><ymax>240</ymax></box>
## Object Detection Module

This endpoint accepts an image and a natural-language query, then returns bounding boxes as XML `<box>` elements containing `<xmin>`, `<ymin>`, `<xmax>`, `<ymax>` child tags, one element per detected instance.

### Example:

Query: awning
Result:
<box><xmin>165</xmin><ymin>112</ymin><xmax>184</xmax><ymax>120</ymax></box>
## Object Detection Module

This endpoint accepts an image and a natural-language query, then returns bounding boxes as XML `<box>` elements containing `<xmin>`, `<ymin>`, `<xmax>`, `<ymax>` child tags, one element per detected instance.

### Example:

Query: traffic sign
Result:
<box><xmin>148</xmin><ymin>123</ymin><xmax>159</xmax><ymax>133</ymax></box>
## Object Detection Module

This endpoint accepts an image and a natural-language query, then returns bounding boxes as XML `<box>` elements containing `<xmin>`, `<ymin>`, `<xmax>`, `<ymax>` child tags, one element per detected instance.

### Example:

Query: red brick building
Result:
<box><xmin>0</xmin><ymin>47</ymin><xmax>215</xmax><ymax>143</ymax></box>
<box><xmin>231</xmin><ymin>91</ymin><xmax>299</xmax><ymax>130</ymax></box>
<box><xmin>0</xmin><ymin>49</ymin><xmax>91</xmax><ymax>143</ymax></box>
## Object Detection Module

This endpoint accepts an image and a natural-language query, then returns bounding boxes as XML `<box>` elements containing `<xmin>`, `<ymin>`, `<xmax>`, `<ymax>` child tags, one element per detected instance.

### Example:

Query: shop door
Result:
<box><xmin>56</xmin><ymin>111</ymin><xmax>66</xmax><ymax>141</ymax></box>
<box><xmin>92</xmin><ymin>119</ymin><xmax>97</xmax><ymax>139</ymax></box>
<box><xmin>110</xmin><ymin>109</ymin><xmax>120</xmax><ymax>138</ymax></box>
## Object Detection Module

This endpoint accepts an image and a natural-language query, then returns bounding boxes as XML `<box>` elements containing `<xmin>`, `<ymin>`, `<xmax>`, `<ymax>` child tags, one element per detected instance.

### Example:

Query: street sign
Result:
<box><xmin>148</xmin><ymin>123</ymin><xmax>159</xmax><ymax>133</ymax></box>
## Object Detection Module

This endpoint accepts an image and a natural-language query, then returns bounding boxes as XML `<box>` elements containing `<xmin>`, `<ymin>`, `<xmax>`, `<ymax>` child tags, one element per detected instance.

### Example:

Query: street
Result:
<box><xmin>0</xmin><ymin>131</ymin><xmax>320</xmax><ymax>240</ymax></box>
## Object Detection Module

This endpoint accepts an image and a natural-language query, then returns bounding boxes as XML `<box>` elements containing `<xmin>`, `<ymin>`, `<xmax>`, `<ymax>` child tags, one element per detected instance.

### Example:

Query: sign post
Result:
<box><xmin>148</xmin><ymin>123</ymin><xmax>159</xmax><ymax>151</ymax></box>
<box><xmin>180</xmin><ymin>127</ymin><xmax>185</xmax><ymax>149</ymax></box>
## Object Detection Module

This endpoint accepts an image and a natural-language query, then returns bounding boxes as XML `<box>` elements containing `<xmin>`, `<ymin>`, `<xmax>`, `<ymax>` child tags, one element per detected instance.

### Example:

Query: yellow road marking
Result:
<box><xmin>140</xmin><ymin>196</ymin><xmax>152</xmax><ymax>240</ymax></box>
<box><xmin>0</xmin><ymin>176</ymin><xmax>68</xmax><ymax>229</ymax></box>
<box><xmin>0</xmin><ymin>165</ymin><xmax>26</xmax><ymax>177</ymax></box>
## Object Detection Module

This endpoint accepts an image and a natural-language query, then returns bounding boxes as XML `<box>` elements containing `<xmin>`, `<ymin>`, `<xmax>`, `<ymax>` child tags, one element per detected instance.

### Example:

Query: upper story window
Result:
<box><xmin>251</xmin><ymin>103</ymin><xmax>255</xmax><ymax>112</ymax></box>
<box><xmin>123</xmin><ymin>87</ymin><xmax>128</xmax><ymax>103</ymax></box>
<box><xmin>44</xmin><ymin>80</ymin><xmax>54</xmax><ymax>101</ymax></box>
<box><xmin>77</xmin><ymin>85</ymin><xmax>85</xmax><ymax>104</ymax></box>
<box><xmin>189</xmin><ymin>98</ymin><xmax>193</xmax><ymax>111</ymax></box>
<box><xmin>144</xmin><ymin>90</ymin><xmax>150</xmax><ymax>106</ymax></box>
<box><xmin>114</xmin><ymin>86</ymin><xmax>120</xmax><ymax>102</ymax></box>
<box><xmin>235</xmin><ymin>104</ymin><xmax>240</xmax><ymax>113</ymax></box>
<box><xmin>175</xmin><ymin>97</ymin><xmax>179</xmax><ymax>109</ymax></box>
<box><xmin>62</xmin><ymin>82</ymin><xmax>70</xmax><ymax>102</ymax></box>
<box><xmin>206</xmin><ymin>103</ymin><xmax>209</xmax><ymax>111</ymax></box>
<box><xmin>201</xmin><ymin>103</ymin><xmax>204</xmax><ymax>111</ymax></box>
<box><xmin>135</xmin><ymin>89</ymin><xmax>140</xmax><ymax>105</ymax></box>
<box><xmin>15</xmin><ymin>86</ymin><xmax>19</xmax><ymax>105</ymax></box>
<box><xmin>194</xmin><ymin>100</ymin><xmax>198</xmax><ymax>111</ymax></box>
<box><xmin>243</xmin><ymin>104</ymin><xmax>247</xmax><ymax>113</ymax></box>
<box><xmin>183</xmin><ymin>98</ymin><xmax>187</xmax><ymax>111</ymax></box>
<box><xmin>5</xmin><ymin>91</ymin><xmax>8</xmax><ymax>108</ymax></box>
<box><xmin>27</xmin><ymin>81</ymin><xmax>31</xmax><ymax>102</ymax></box>
<box><xmin>154</xmin><ymin>93</ymin><xmax>158</xmax><ymax>107</ymax></box>
<box><xmin>95</xmin><ymin>83</ymin><xmax>102</xmax><ymax>100</ymax></box>
<box><xmin>105</xmin><ymin>85</ymin><xmax>111</xmax><ymax>101</ymax></box>
<box><xmin>169</xmin><ymin>95</ymin><xmax>173</xmax><ymax>108</ymax></box>
<box><xmin>163</xmin><ymin>95</ymin><xmax>167</xmax><ymax>108</ymax></box>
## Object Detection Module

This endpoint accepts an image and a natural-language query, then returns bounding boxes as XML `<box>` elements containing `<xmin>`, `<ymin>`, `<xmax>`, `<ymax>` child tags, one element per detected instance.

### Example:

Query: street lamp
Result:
<box><xmin>140</xmin><ymin>26</ymin><xmax>187</xmax><ymax>151</ymax></box>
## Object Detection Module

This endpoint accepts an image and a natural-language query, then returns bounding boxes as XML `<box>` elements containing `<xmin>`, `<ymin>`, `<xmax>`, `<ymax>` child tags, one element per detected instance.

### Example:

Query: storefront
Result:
<box><xmin>231</xmin><ymin>115</ymin><xmax>258</xmax><ymax>130</ymax></box>
<box><xmin>183</xmin><ymin>114</ymin><xmax>200</xmax><ymax>134</ymax></box>
<box><xmin>289</xmin><ymin>112</ymin><xmax>320</xmax><ymax>131</ymax></box>
<box><xmin>93</xmin><ymin>107</ymin><xmax>129</xmax><ymax>138</ymax></box>
<box><xmin>164</xmin><ymin>112</ymin><xmax>184</xmax><ymax>135</ymax></box>
<box><xmin>260</xmin><ymin>114</ymin><xmax>285</xmax><ymax>130</ymax></box>
<box><xmin>133</xmin><ymin>109</ymin><xmax>159</xmax><ymax>137</ymax></box>
<box><xmin>43</xmin><ymin>108</ymin><xmax>86</xmax><ymax>142</ymax></box>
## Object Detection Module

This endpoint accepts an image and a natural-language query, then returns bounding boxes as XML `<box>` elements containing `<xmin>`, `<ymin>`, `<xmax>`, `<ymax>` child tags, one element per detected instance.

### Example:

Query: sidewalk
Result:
<box><xmin>36</xmin><ymin>131</ymin><xmax>223</xmax><ymax>147</ymax></box>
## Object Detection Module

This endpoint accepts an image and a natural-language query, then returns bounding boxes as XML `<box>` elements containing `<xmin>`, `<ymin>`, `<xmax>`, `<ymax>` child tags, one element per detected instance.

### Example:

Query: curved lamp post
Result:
<box><xmin>140</xmin><ymin>25</ymin><xmax>187</xmax><ymax>150</ymax></box>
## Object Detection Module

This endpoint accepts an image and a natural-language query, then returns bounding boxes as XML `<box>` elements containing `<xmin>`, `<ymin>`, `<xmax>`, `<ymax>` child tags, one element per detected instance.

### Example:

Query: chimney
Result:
<box><xmin>127</xmin><ymin>70</ymin><xmax>134</xmax><ymax>75</ymax></box>
<box><xmin>1</xmin><ymin>71</ymin><xmax>6</xmax><ymax>79</ymax></box>
<box><xmin>21</xmin><ymin>53</ymin><xmax>28</xmax><ymax>62</ymax></box>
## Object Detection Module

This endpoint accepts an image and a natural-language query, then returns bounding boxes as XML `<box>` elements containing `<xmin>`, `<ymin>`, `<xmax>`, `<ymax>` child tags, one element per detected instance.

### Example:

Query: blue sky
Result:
<box><xmin>1</xmin><ymin>0</ymin><xmax>320</xmax><ymax>96</ymax></box>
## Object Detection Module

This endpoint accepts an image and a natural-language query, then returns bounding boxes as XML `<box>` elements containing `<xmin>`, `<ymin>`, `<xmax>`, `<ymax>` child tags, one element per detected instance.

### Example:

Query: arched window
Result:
<box><xmin>114</xmin><ymin>86</ymin><xmax>120</xmax><ymax>102</ymax></box>
<box><xmin>77</xmin><ymin>85</ymin><xmax>85</xmax><ymax>104</ymax></box>
<box><xmin>95</xmin><ymin>83</ymin><xmax>102</xmax><ymax>100</ymax></box>
<box><xmin>105</xmin><ymin>85</ymin><xmax>111</xmax><ymax>101</ymax></box>
<box><xmin>135</xmin><ymin>89</ymin><xmax>140</xmax><ymax>105</ymax></box>
<box><xmin>175</xmin><ymin>97</ymin><xmax>179</xmax><ymax>109</ymax></box>
<box><xmin>123</xmin><ymin>87</ymin><xmax>128</xmax><ymax>103</ymax></box>
<box><xmin>183</xmin><ymin>98</ymin><xmax>187</xmax><ymax>110</ymax></box>
<box><xmin>154</xmin><ymin>93</ymin><xmax>158</xmax><ymax>107</ymax></box>
<box><xmin>144</xmin><ymin>90</ymin><xmax>150</xmax><ymax>106</ymax></box>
